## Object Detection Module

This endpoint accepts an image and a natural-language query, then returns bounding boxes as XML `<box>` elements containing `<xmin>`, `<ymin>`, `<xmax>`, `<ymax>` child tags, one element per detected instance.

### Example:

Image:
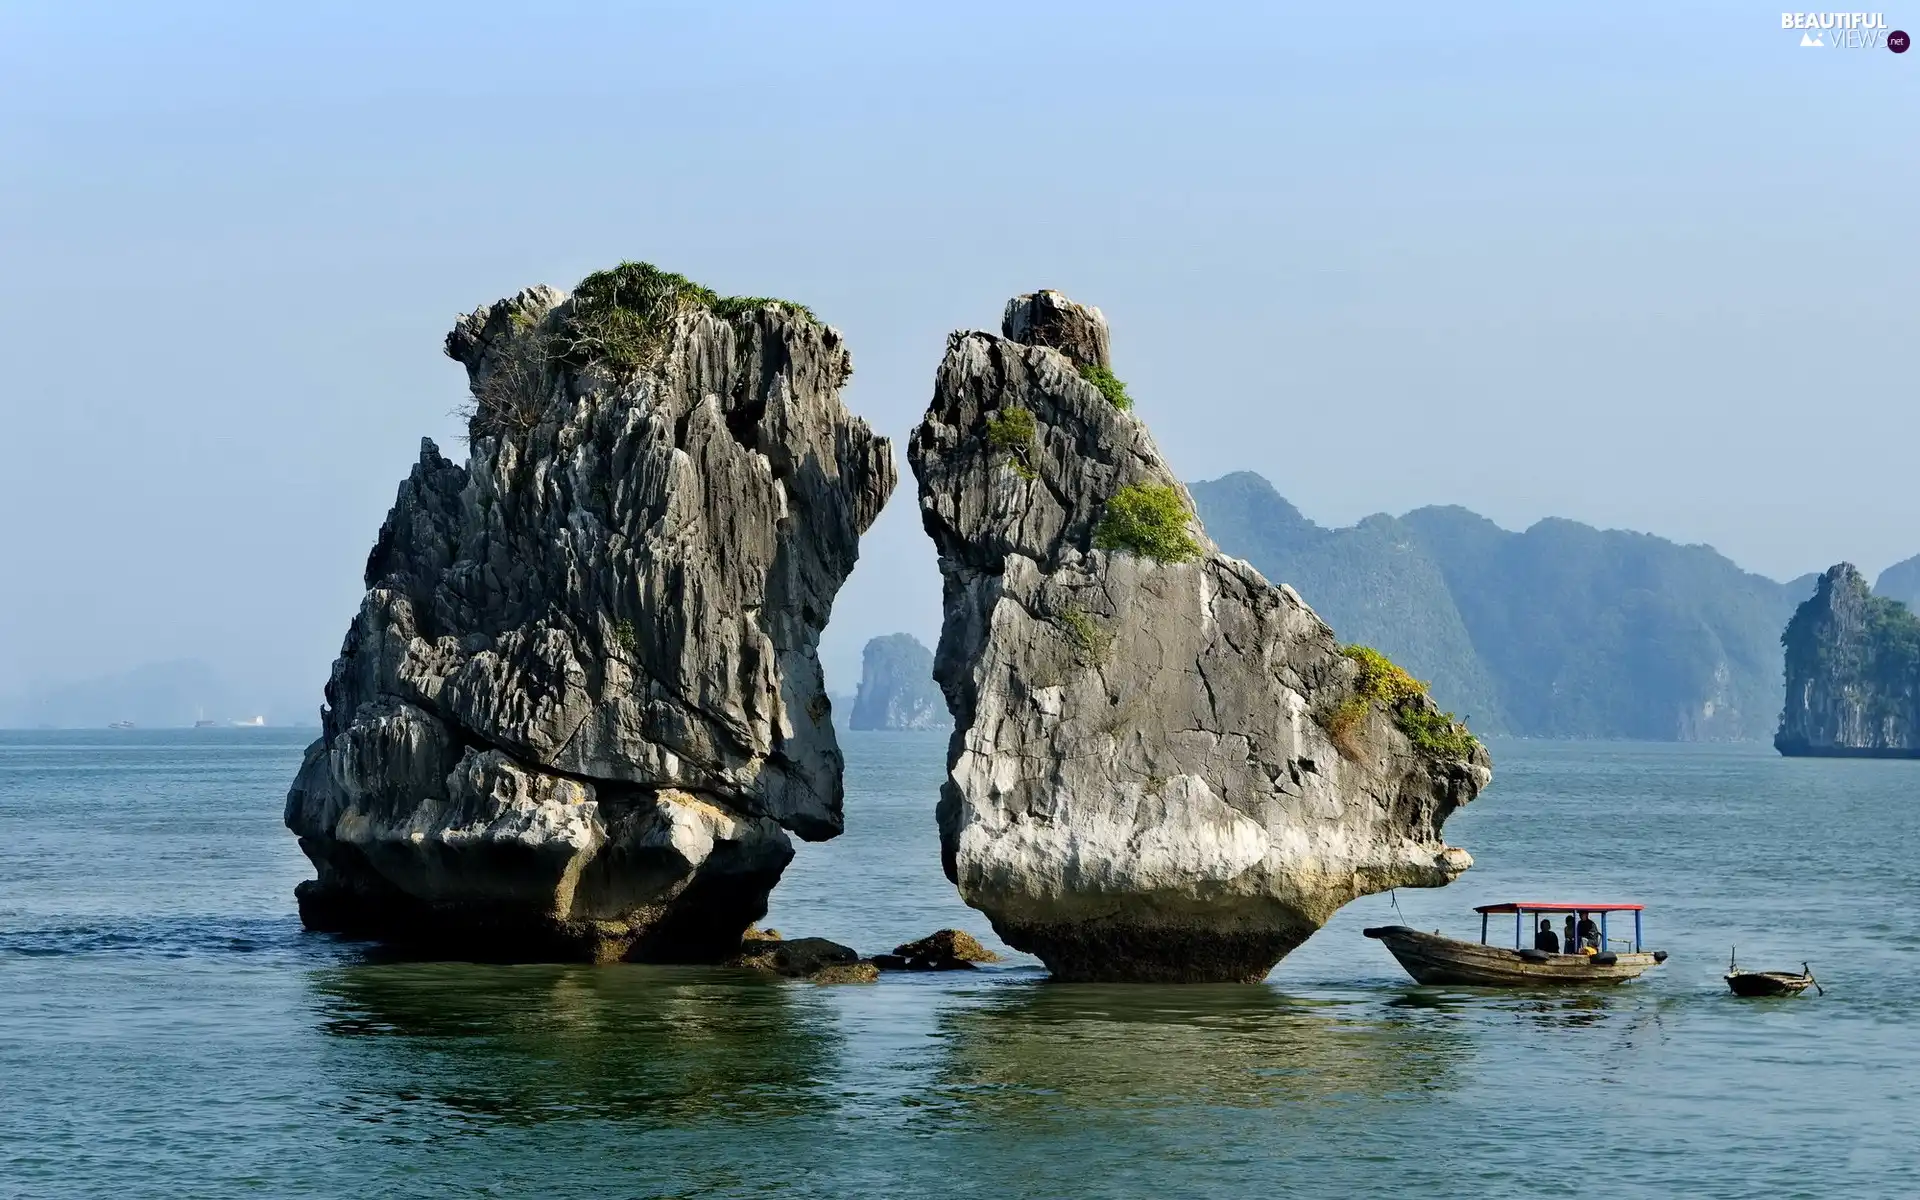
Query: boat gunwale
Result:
<box><xmin>1364</xmin><ymin>924</ymin><xmax>1663</xmax><ymax>987</ymax></box>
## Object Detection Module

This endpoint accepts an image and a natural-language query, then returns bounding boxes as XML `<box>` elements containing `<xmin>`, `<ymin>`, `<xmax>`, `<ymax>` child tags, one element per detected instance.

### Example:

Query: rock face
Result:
<box><xmin>285</xmin><ymin>264</ymin><xmax>895</xmax><ymax>960</ymax></box>
<box><xmin>1776</xmin><ymin>563</ymin><xmax>1920</xmax><ymax>758</ymax></box>
<box><xmin>908</xmin><ymin>291</ymin><xmax>1491</xmax><ymax>983</ymax></box>
<box><xmin>848</xmin><ymin>634</ymin><xmax>948</xmax><ymax>730</ymax></box>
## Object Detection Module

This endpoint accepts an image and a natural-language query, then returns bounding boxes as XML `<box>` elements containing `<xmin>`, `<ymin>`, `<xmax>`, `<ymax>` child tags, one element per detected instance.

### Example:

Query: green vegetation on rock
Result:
<box><xmin>555</xmin><ymin>261</ymin><xmax>814</xmax><ymax>375</ymax></box>
<box><xmin>711</xmin><ymin>294</ymin><xmax>816</xmax><ymax>322</ymax></box>
<box><xmin>1055</xmin><ymin>607</ymin><xmax>1112</xmax><ymax>665</ymax></box>
<box><xmin>985</xmin><ymin>406</ymin><xmax>1038</xmax><ymax>479</ymax></box>
<box><xmin>1094</xmin><ymin>483</ymin><xmax>1202</xmax><ymax>564</ymax></box>
<box><xmin>1335</xmin><ymin>644</ymin><xmax>1478</xmax><ymax>760</ymax></box>
<box><xmin>1078</xmin><ymin>363</ymin><xmax>1133</xmax><ymax>411</ymax></box>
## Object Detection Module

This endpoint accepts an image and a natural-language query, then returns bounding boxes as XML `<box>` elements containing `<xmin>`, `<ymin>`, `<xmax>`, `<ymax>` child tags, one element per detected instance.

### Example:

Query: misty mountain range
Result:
<box><xmin>1191</xmin><ymin>472</ymin><xmax>1907</xmax><ymax>742</ymax></box>
<box><xmin>0</xmin><ymin>660</ymin><xmax>317</xmax><ymax>729</ymax></box>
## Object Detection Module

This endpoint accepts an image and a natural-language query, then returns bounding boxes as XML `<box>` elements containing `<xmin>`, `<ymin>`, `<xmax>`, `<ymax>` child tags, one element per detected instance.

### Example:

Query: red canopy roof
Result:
<box><xmin>1474</xmin><ymin>901</ymin><xmax>1644</xmax><ymax>914</ymax></box>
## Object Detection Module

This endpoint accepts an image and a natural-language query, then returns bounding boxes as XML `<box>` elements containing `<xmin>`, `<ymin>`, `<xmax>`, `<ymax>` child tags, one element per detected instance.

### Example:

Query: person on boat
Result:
<box><xmin>1577</xmin><ymin>913</ymin><xmax>1601</xmax><ymax>949</ymax></box>
<box><xmin>1534</xmin><ymin>919</ymin><xmax>1560</xmax><ymax>953</ymax></box>
<box><xmin>1563</xmin><ymin>914</ymin><xmax>1577</xmax><ymax>950</ymax></box>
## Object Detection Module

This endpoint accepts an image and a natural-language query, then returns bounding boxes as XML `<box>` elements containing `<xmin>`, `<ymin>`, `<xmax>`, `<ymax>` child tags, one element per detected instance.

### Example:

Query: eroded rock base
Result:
<box><xmin>294</xmin><ymin>869</ymin><xmax>783</xmax><ymax>964</ymax></box>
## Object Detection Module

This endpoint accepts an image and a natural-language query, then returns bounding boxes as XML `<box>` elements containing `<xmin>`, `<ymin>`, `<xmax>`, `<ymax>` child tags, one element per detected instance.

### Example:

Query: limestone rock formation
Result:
<box><xmin>848</xmin><ymin>633</ymin><xmax>948</xmax><ymax>730</ymax></box>
<box><xmin>286</xmin><ymin>263</ymin><xmax>895</xmax><ymax>960</ymax></box>
<box><xmin>908</xmin><ymin>290</ymin><xmax>1491</xmax><ymax>982</ymax></box>
<box><xmin>1776</xmin><ymin>563</ymin><xmax>1920</xmax><ymax>757</ymax></box>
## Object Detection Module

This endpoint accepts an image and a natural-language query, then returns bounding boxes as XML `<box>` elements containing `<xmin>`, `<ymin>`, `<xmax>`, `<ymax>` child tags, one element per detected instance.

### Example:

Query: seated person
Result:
<box><xmin>1577</xmin><ymin>913</ymin><xmax>1601</xmax><ymax>949</ymax></box>
<box><xmin>1563</xmin><ymin>914</ymin><xmax>1577</xmax><ymax>950</ymax></box>
<box><xmin>1534</xmin><ymin>918</ymin><xmax>1560</xmax><ymax>953</ymax></box>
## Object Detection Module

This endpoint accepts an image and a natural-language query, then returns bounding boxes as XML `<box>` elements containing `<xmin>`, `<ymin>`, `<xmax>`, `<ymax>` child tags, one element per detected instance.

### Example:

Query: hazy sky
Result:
<box><xmin>3</xmin><ymin>1</ymin><xmax>1915</xmax><ymax>707</ymax></box>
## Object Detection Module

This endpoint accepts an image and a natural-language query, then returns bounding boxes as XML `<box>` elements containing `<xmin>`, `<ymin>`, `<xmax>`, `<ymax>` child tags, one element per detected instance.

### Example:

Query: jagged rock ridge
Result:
<box><xmin>848</xmin><ymin>634</ymin><xmax>948</xmax><ymax>730</ymax></box>
<box><xmin>909</xmin><ymin>290</ymin><xmax>1491</xmax><ymax>983</ymax></box>
<box><xmin>285</xmin><ymin>264</ymin><xmax>895</xmax><ymax>960</ymax></box>
<box><xmin>1776</xmin><ymin>563</ymin><xmax>1920</xmax><ymax>758</ymax></box>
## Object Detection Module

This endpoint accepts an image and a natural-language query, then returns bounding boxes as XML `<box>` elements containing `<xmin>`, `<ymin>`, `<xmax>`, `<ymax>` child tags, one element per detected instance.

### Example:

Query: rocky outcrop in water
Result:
<box><xmin>285</xmin><ymin>263</ymin><xmax>895</xmax><ymax>960</ymax></box>
<box><xmin>908</xmin><ymin>291</ymin><xmax>1491</xmax><ymax>983</ymax></box>
<box><xmin>848</xmin><ymin>634</ymin><xmax>947</xmax><ymax>730</ymax></box>
<box><xmin>1776</xmin><ymin>563</ymin><xmax>1920</xmax><ymax>758</ymax></box>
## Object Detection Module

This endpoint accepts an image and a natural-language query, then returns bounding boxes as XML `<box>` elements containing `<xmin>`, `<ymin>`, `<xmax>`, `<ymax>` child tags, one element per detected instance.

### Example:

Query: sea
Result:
<box><xmin>2</xmin><ymin>728</ymin><xmax>1916</xmax><ymax>1199</ymax></box>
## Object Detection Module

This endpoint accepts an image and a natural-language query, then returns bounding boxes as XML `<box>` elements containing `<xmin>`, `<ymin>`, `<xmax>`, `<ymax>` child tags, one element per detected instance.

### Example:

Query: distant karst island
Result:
<box><xmin>1776</xmin><ymin>563</ymin><xmax>1920</xmax><ymax>758</ymax></box>
<box><xmin>848</xmin><ymin>634</ymin><xmax>947</xmax><ymax>730</ymax></box>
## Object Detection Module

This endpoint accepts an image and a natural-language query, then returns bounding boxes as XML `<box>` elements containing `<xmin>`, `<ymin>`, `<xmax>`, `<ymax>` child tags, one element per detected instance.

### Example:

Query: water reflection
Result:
<box><xmin>1391</xmin><ymin>986</ymin><xmax>1619</xmax><ymax>1027</ymax></box>
<box><xmin>918</xmin><ymin>981</ymin><xmax>1472</xmax><ymax>1120</ymax></box>
<box><xmin>307</xmin><ymin>963</ymin><xmax>842</xmax><ymax>1128</ymax></box>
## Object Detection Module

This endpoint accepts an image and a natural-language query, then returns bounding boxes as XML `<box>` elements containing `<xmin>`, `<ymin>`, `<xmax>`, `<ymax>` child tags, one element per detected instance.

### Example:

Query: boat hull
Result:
<box><xmin>1725</xmin><ymin>972</ymin><xmax>1812</xmax><ymax>997</ymax></box>
<box><xmin>1364</xmin><ymin>925</ymin><xmax>1663</xmax><ymax>987</ymax></box>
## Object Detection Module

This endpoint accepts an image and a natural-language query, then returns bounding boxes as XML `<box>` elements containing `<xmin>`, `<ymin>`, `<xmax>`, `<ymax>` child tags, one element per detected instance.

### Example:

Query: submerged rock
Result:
<box><xmin>1776</xmin><ymin>563</ymin><xmax>1920</xmax><ymax>758</ymax></box>
<box><xmin>286</xmin><ymin>263</ymin><xmax>895</xmax><ymax>961</ymax></box>
<box><xmin>848</xmin><ymin>634</ymin><xmax>948</xmax><ymax>730</ymax></box>
<box><xmin>907</xmin><ymin>290</ymin><xmax>1491</xmax><ymax>983</ymax></box>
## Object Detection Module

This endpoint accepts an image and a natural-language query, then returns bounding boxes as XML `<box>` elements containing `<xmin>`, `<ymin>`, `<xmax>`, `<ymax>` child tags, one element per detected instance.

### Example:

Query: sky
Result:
<box><xmin>1</xmin><ymin>1</ymin><xmax>1915</xmax><ymax>712</ymax></box>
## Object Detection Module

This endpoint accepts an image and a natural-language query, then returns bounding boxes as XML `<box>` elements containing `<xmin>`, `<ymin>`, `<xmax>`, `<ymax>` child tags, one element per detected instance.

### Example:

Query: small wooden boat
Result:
<box><xmin>1724</xmin><ymin>950</ymin><xmax>1821</xmax><ymax>997</ymax></box>
<box><xmin>1365</xmin><ymin>900</ymin><xmax>1668</xmax><ymax>987</ymax></box>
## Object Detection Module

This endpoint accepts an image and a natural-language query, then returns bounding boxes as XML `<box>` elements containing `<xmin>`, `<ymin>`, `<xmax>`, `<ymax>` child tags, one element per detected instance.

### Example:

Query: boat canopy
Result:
<box><xmin>1476</xmin><ymin>901</ymin><xmax>1646</xmax><ymax>952</ymax></box>
<box><xmin>1474</xmin><ymin>901</ymin><xmax>1643</xmax><ymax>914</ymax></box>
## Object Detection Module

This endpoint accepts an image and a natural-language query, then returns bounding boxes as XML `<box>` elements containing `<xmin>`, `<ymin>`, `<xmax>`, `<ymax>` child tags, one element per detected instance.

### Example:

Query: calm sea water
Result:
<box><xmin>2</xmin><ymin>729</ymin><xmax>1916</xmax><ymax>1198</ymax></box>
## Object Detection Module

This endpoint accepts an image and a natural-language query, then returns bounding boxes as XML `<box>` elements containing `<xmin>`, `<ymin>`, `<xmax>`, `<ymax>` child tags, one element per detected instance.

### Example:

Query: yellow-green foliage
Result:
<box><xmin>556</xmin><ymin>261</ymin><xmax>814</xmax><ymax>374</ymax></box>
<box><xmin>1056</xmin><ymin>607</ymin><xmax>1112</xmax><ymax>664</ymax></box>
<box><xmin>1323</xmin><ymin>695</ymin><xmax>1372</xmax><ymax>759</ymax></box>
<box><xmin>1337</xmin><ymin>645</ymin><xmax>1478</xmax><ymax>760</ymax></box>
<box><xmin>1078</xmin><ymin>363</ymin><xmax>1133</xmax><ymax>411</ymax></box>
<box><xmin>1094</xmin><ymin>483</ymin><xmax>1202</xmax><ymax>564</ymax></box>
<box><xmin>1343</xmin><ymin>645</ymin><xmax>1427</xmax><ymax>708</ymax></box>
<box><xmin>985</xmin><ymin>406</ymin><xmax>1038</xmax><ymax>479</ymax></box>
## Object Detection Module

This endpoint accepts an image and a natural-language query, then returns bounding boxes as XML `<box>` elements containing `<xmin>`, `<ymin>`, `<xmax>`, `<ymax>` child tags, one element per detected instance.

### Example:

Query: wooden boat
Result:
<box><xmin>1365</xmin><ymin>900</ymin><xmax>1668</xmax><ymax>987</ymax></box>
<box><xmin>1724</xmin><ymin>950</ymin><xmax>1820</xmax><ymax>997</ymax></box>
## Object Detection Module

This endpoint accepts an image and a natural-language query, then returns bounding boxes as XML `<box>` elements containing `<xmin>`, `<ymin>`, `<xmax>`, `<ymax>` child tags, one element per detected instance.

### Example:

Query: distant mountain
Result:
<box><xmin>848</xmin><ymin>634</ymin><xmax>948</xmax><ymax>731</ymax></box>
<box><xmin>1190</xmin><ymin>473</ymin><xmax>1505</xmax><ymax>729</ymax></box>
<box><xmin>0</xmin><ymin>659</ymin><xmax>311</xmax><ymax>728</ymax></box>
<box><xmin>1876</xmin><ymin>554</ymin><xmax>1920</xmax><ymax>611</ymax></box>
<box><xmin>1192</xmin><ymin>472</ymin><xmax>1815</xmax><ymax>741</ymax></box>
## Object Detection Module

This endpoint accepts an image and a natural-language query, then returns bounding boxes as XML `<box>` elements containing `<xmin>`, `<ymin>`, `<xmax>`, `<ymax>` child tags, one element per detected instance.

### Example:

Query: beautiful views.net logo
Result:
<box><xmin>1782</xmin><ymin>12</ymin><xmax>1911</xmax><ymax>50</ymax></box>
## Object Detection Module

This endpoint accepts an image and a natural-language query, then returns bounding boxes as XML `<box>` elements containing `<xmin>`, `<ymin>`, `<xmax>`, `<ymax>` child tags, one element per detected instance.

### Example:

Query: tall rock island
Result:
<box><xmin>848</xmin><ymin>634</ymin><xmax>948</xmax><ymax>730</ymax></box>
<box><xmin>286</xmin><ymin>263</ymin><xmax>895</xmax><ymax>960</ymax></box>
<box><xmin>908</xmin><ymin>291</ymin><xmax>1491</xmax><ymax>982</ymax></box>
<box><xmin>1776</xmin><ymin>563</ymin><xmax>1920</xmax><ymax>758</ymax></box>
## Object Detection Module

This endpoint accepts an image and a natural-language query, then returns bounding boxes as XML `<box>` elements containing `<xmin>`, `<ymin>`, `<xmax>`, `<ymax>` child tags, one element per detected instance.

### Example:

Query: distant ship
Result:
<box><xmin>107</xmin><ymin>721</ymin><xmax>135</xmax><ymax>730</ymax></box>
<box><xmin>232</xmin><ymin>716</ymin><xmax>266</xmax><ymax>727</ymax></box>
<box><xmin>193</xmin><ymin>719</ymin><xmax>218</xmax><ymax>728</ymax></box>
